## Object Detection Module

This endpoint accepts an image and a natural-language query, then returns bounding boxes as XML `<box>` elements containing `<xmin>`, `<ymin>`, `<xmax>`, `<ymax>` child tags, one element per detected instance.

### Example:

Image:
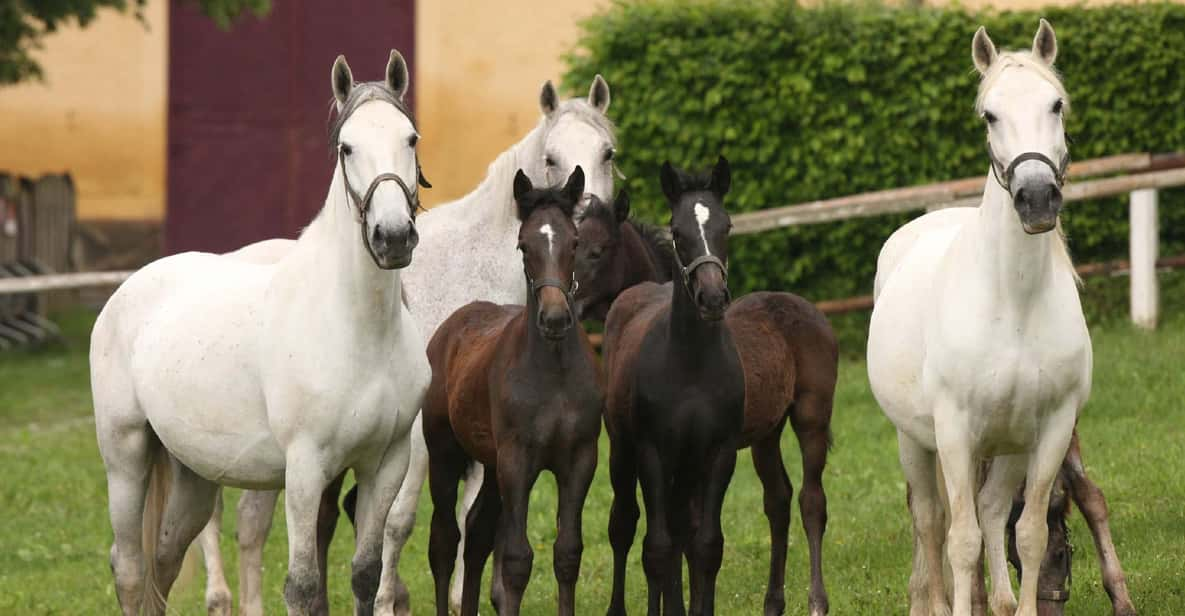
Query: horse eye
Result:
<box><xmin>408</xmin><ymin>134</ymin><xmax>419</xmax><ymax>148</ymax></box>
<box><xmin>604</xmin><ymin>149</ymin><xmax>615</xmax><ymax>162</ymax></box>
<box><xmin>340</xmin><ymin>143</ymin><xmax>353</xmax><ymax>156</ymax></box>
<box><xmin>982</xmin><ymin>111</ymin><xmax>998</xmax><ymax>125</ymax></box>
<box><xmin>1052</xmin><ymin>99</ymin><xmax>1064</xmax><ymax>114</ymax></box>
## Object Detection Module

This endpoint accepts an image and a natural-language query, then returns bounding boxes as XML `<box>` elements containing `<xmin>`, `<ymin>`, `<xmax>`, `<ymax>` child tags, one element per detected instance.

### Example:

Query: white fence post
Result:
<box><xmin>1130</xmin><ymin>188</ymin><xmax>1159</xmax><ymax>329</ymax></box>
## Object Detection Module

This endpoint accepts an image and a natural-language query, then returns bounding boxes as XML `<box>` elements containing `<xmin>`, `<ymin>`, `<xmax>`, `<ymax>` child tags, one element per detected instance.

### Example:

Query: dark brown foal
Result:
<box><xmin>582</xmin><ymin>165</ymin><xmax>837</xmax><ymax>616</ymax></box>
<box><xmin>423</xmin><ymin>167</ymin><xmax>603</xmax><ymax>616</ymax></box>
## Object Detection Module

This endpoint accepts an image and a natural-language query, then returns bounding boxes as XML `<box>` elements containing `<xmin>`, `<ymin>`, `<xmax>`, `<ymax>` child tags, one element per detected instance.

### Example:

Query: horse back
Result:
<box><xmin>425</xmin><ymin>301</ymin><xmax>523</xmax><ymax>464</ymax></box>
<box><xmin>727</xmin><ymin>292</ymin><xmax>838</xmax><ymax>445</ymax></box>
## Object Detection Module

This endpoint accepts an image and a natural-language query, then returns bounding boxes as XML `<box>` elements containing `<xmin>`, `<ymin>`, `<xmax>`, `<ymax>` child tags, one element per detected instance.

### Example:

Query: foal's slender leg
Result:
<box><xmin>607</xmin><ymin>434</ymin><xmax>640</xmax><ymax>616</ymax></box>
<box><xmin>427</xmin><ymin>445</ymin><xmax>467</xmax><ymax>616</ymax></box>
<box><xmin>1015</xmin><ymin>410</ymin><xmax>1076</xmax><ymax>616</ymax></box>
<box><xmin>899</xmin><ymin>432</ymin><xmax>950</xmax><ymax>616</ymax></box>
<box><xmin>554</xmin><ymin>442</ymin><xmax>598</xmax><ymax>616</ymax></box>
<box><xmin>237</xmin><ymin>488</ymin><xmax>280</xmax><ymax>616</ymax></box>
<box><xmin>451</xmin><ymin>462</ymin><xmax>485</xmax><ymax>615</ymax></box>
<box><xmin>198</xmin><ymin>489</ymin><xmax>232</xmax><ymax>616</ymax></box>
<box><xmin>1062</xmin><ymin>434</ymin><xmax>1137</xmax><ymax>616</ymax></box>
<box><xmin>751</xmin><ymin>424</ymin><xmax>793</xmax><ymax>616</ymax></box>
<box><xmin>977</xmin><ymin>454</ymin><xmax>1028</xmax><ymax>616</ymax></box>
<box><xmin>462</xmin><ymin>465</ymin><xmax>504</xmax><ymax>616</ymax></box>
<box><xmin>637</xmin><ymin>441</ymin><xmax>681</xmax><ymax>616</ymax></box>
<box><xmin>792</xmin><ymin>393</ymin><xmax>833</xmax><ymax>616</ymax></box>
<box><xmin>147</xmin><ymin>457</ymin><xmax>221</xmax><ymax>616</ymax></box>
<box><xmin>351</xmin><ymin>437</ymin><xmax>413</xmax><ymax>616</ymax></box>
<box><xmin>689</xmin><ymin>445</ymin><xmax>738</xmax><ymax>616</ymax></box>
<box><xmin>496</xmin><ymin>446</ymin><xmax>543</xmax><ymax>616</ymax></box>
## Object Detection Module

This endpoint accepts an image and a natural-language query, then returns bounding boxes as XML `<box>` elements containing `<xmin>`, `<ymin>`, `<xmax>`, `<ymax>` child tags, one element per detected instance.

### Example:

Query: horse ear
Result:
<box><xmin>613</xmin><ymin>189</ymin><xmax>630</xmax><ymax>223</ymax></box>
<box><xmin>386</xmin><ymin>49</ymin><xmax>410</xmax><ymax>101</ymax></box>
<box><xmin>513</xmin><ymin>169</ymin><xmax>533</xmax><ymax>204</ymax></box>
<box><xmin>332</xmin><ymin>55</ymin><xmax>354</xmax><ymax>107</ymax></box>
<box><xmin>540</xmin><ymin>80</ymin><xmax>559</xmax><ymax>116</ymax></box>
<box><xmin>972</xmin><ymin>26</ymin><xmax>997</xmax><ymax>75</ymax></box>
<box><xmin>1032</xmin><ymin>18</ymin><xmax>1058</xmax><ymax>66</ymax></box>
<box><xmin>563</xmin><ymin>166</ymin><xmax>586</xmax><ymax>204</ymax></box>
<box><xmin>710</xmin><ymin>155</ymin><xmax>731</xmax><ymax>196</ymax></box>
<box><xmin>588</xmin><ymin>74</ymin><xmax>611</xmax><ymax>114</ymax></box>
<box><xmin>660</xmin><ymin>161</ymin><xmax>682</xmax><ymax>204</ymax></box>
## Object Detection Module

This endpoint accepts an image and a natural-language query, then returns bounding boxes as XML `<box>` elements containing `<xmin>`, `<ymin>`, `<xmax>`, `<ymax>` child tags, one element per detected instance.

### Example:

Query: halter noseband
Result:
<box><xmin>672</xmin><ymin>244</ymin><xmax>728</xmax><ymax>299</ymax></box>
<box><xmin>987</xmin><ymin>141</ymin><xmax>1070</xmax><ymax>193</ymax></box>
<box><xmin>339</xmin><ymin>148</ymin><xmax>428</xmax><ymax>266</ymax></box>
<box><xmin>526</xmin><ymin>271</ymin><xmax>580</xmax><ymax>325</ymax></box>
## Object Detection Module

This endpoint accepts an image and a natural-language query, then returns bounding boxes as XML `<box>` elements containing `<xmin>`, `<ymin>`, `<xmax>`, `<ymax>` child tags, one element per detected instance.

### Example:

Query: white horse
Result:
<box><xmin>197</xmin><ymin>75</ymin><xmax>618</xmax><ymax>616</ymax></box>
<box><xmin>91</xmin><ymin>50</ymin><xmax>431</xmax><ymax>616</ymax></box>
<box><xmin>867</xmin><ymin>20</ymin><xmax>1091</xmax><ymax>616</ymax></box>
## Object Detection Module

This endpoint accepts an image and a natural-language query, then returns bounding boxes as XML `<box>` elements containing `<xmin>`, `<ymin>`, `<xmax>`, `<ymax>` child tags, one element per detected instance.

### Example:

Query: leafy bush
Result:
<box><xmin>565</xmin><ymin>1</ymin><xmax>1185</xmax><ymax>300</ymax></box>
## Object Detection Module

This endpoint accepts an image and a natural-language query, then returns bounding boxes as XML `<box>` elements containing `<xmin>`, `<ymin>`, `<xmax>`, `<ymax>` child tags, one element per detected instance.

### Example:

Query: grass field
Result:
<box><xmin>1</xmin><ymin>274</ymin><xmax>1183</xmax><ymax>615</ymax></box>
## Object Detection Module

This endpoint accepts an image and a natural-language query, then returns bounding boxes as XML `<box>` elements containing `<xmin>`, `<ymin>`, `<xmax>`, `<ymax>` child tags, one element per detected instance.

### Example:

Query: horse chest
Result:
<box><xmin>633</xmin><ymin>345</ymin><xmax>745</xmax><ymax>437</ymax></box>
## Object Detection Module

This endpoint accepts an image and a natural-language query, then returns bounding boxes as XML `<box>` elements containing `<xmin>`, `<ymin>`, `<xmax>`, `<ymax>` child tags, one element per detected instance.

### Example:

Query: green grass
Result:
<box><xmin>1</xmin><ymin>284</ymin><xmax>1183</xmax><ymax>614</ymax></box>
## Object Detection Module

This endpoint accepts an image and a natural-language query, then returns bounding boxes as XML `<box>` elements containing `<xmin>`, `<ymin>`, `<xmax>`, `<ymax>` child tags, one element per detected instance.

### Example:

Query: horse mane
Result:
<box><xmin>627</xmin><ymin>218</ymin><xmax>676</xmax><ymax>278</ymax></box>
<box><xmin>516</xmin><ymin>186</ymin><xmax>578</xmax><ymax>222</ymax></box>
<box><xmin>976</xmin><ymin>51</ymin><xmax>1079</xmax><ymax>285</ymax></box>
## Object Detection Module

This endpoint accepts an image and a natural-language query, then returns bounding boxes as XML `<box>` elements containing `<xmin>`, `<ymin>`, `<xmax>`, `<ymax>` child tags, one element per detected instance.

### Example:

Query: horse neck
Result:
<box><xmin>301</xmin><ymin>169</ymin><xmax>404</xmax><ymax>331</ymax></box>
<box><xmin>620</xmin><ymin>223</ymin><xmax>665</xmax><ymax>287</ymax></box>
<box><xmin>521</xmin><ymin>278</ymin><xmax>583</xmax><ymax>366</ymax></box>
<box><xmin>972</xmin><ymin>171</ymin><xmax>1058</xmax><ymax>309</ymax></box>
<box><xmin>463</xmin><ymin>123</ymin><xmax>548</xmax><ymax>231</ymax></box>
<box><xmin>668</xmin><ymin>273</ymin><xmax>726</xmax><ymax>353</ymax></box>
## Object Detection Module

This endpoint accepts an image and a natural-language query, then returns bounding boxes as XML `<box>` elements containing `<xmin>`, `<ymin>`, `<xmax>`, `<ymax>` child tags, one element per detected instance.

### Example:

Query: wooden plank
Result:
<box><xmin>1129</xmin><ymin>189</ymin><xmax>1159</xmax><ymax>329</ymax></box>
<box><xmin>0</xmin><ymin>271</ymin><xmax>132</xmax><ymax>295</ymax></box>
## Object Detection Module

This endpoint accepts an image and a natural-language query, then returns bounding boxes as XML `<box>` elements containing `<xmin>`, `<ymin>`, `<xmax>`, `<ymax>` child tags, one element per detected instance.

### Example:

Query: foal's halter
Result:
<box><xmin>987</xmin><ymin>140</ymin><xmax>1070</xmax><ymax>193</ymax></box>
<box><xmin>526</xmin><ymin>271</ymin><xmax>580</xmax><ymax>317</ymax></box>
<box><xmin>672</xmin><ymin>242</ymin><xmax>728</xmax><ymax>299</ymax></box>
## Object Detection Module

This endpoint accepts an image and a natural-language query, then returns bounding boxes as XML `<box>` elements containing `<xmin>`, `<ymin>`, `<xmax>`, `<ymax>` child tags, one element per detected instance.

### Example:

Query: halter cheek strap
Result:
<box><xmin>671</xmin><ymin>243</ymin><xmax>728</xmax><ymax>299</ymax></box>
<box><xmin>339</xmin><ymin>149</ymin><xmax>426</xmax><ymax>266</ymax></box>
<box><xmin>526</xmin><ymin>272</ymin><xmax>580</xmax><ymax>320</ymax></box>
<box><xmin>987</xmin><ymin>140</ymin><xmax>1071</xmax><ymax>193</ymax></box>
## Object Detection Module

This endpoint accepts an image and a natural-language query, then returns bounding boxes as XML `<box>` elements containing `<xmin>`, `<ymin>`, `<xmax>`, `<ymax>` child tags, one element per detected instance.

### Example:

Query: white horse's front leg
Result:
<box><xmin>237</xmin><ymin>489</ymin><xmax>280</xmax><ymax>616</ymax></box>
<box><xmin>283</xmin><ymin>446</ymin><xmax>335</xmax><ymax>616</ymax></box>
<box><xmin>375</xmin><ymin>414</ymin><xmax>428</xmax><ymax>616</ymax></box>
<box><xmin>450</xmin><ymin>461</ymin><xmax>485</xmax><ymax>614</ymax></box>
<box><xmin>198</xmin><ymin>489</ymin><xmax>232</xmax><ymax>616</ymax></box>
<box><xmin>356</xmin><ymin>435</ymin><xmax>413</xmax><ymax>616</ymax></box>
<box><xmin>977</xmin><ymin>454</ymin><xmax>1028</xmax><ymax>616</ymax></box>
<box><xmin>935</xmin><ymin>410</ymin><xmax>983</xmax><ymax>616</ymax></box>
<box><xmin>1016</xmin><ymin>409</ymin><xmax>1077</xmax><ymax>616</ymax></box>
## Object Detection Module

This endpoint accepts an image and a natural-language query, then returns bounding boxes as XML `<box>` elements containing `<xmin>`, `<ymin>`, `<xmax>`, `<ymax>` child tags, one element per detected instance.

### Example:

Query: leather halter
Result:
<box><xmin>987</xmin><ymin>140</ymin><xmax>1070</xmax><ymax>193</ymax></box>
<box><xmin>526</xmin><ymin>271</ymin><xmax>580</xmax><ymax>323</ymax></box>
<box><xmin>338</xmin><ymin>148</ymin><xmax>428</xmax><ymax>267</ymax></box>
<box><xmin>672</xmin><ymin>244</ymin><xmax>727</xmax><ymax>299</ymax></box>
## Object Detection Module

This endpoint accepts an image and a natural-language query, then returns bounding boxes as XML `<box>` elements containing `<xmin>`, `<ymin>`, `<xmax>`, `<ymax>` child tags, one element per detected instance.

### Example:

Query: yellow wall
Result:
<box><xmin>415</xmin><ymin>0</ymin><xmax>610</xmax><ymax>208</ymax></box>
<box><xmin>0</xmin><ymin>0</ymin><xmax>167</xmax><ymax>221</ymax></box>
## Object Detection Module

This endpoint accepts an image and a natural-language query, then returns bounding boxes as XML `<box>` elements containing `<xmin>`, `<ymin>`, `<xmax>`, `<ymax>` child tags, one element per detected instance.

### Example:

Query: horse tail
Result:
<box><xmin>142</xmin><ymin>445</ymin><xmax>172</xmax><ymax>613</ymax></box>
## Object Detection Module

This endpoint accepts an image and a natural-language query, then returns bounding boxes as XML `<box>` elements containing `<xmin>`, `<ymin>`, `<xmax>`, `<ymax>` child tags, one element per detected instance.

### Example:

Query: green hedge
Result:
<box><xmin>564</xmin><ymin>1</ymin><xmax>1185</xmax><ymax>300</ymax></box>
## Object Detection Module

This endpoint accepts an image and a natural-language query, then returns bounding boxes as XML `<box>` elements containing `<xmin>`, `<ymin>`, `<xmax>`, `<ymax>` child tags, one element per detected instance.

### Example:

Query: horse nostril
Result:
<box><xmin>405</xmin><ymin>224</ymin><xmax>419</xmax><ymax>249</ymax></box>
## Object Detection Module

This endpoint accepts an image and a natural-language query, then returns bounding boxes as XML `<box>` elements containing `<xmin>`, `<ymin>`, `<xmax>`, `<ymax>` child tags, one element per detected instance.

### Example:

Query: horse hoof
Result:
<box><xmin>762</xmin><ymin>593</ymin><xmax>785</xmax><ymax>616</ymax></box>
<box><xmin>205</xmin><ymin>591</ymin><xmax>232</xmax><ymax>616</ymax></box>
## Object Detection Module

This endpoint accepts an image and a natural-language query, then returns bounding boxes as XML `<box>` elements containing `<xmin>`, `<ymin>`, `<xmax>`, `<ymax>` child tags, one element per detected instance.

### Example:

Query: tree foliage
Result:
<box><xmin>1</xmin><ymin>0</ymin><xmax>270</xmax><ymax>84</ymax></box>
<box><xmin>565</xmin><ymin>1</ymin><xmax>1185</xmax><ymax>301</ymax></box>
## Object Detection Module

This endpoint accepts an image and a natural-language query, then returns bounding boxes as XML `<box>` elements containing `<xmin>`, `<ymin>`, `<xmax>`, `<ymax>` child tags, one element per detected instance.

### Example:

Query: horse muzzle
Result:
<box><xmin>1013</xmin><ymin>181</ymin><xmax>1062</xmax><ymax>235</ymax></box>
<box><xmin>368</xmin><ymin>222</ymin><xmax>418</xmax><ymax>269</ymax></box>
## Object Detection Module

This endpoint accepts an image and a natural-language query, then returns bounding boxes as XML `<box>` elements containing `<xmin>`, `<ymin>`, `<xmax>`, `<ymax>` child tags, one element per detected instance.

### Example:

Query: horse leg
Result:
<box><xmin>282</xmin><ymin>448</ymin><xmax>335</xmax><ymax>616</ymax></box>
<box><xmin>351</xmin><ymin>436</ymin><xmax>413</xmax><ymax>616</ymax></box>
<box><xmin>554</xmin><ymin>441</ymin><xmax>598</xmax><ymax>616</ymax></box>
<box><xmin>792</xmin><ymin>393</ymin><xmax>833</xmax><ymax>616</ymax></box>
<box><xmin>637</xmin><ymin>441</ymin><xmax>681</xmax><ymax>616</ymax></box>
<box><xmin>236</xmin><ymin>488</ymin><xmax>279</xmax><ymax>616</ymax></box>
<box><xmin>680</xmin><ymin>491</ymin><xmax>701</xmax><ymax>616</ymax></box>
<box><xmin>1062</xmin><ymin>435</ymin><xmax>1136</xmax><ymax>616</ymax></box>
<box><xmin>461</xmin><ymin>465</ymin><xmax>503</xmax><ymax>616</ymax></box>
<box><xmin>689</xmin><ymin>445</ymin><xmax>738</xmax><ymax>616</ymax></box>
<box><xmin>376</xmin><ymin>414</ymin><xmax>429</xmax><ymax>616</ymax></box>
<box><xmin>451</xmin><ymin>462</ymin><xmax>485</xmax><ymax>615</ymax></box>
<box><xmin>751</xmin><ymin>429</ymin><xmax>793</xmax><ymax>616</ymax></box>
<box><xmin>427</xmin><ymin>442</ymin><xmax>467</xmax><ymax>616</ymax></box>
<box><xmin>935</xmin><ymin>414</ymin><xmax>985</xmax><ymax>616</ymax></box>
<box><xmin>147</xmin><ymin>457</ymin><xmax>220</xmax><ymax>616</ymax></box>
<box><xmin>1014</xmin><ymin>410</ymin><xmax>1076</xmax><ymax>616</ymax></box>
<box><xmin>197</xmin><ymin>489</ymin><xmax>232</xmax><ymax>616</ymax></box>
<box><xmin>310</xmin><ymin>472</ymin><xmax>346</xmax><ymax>615</ymax></box>
<box><xmin>899</xmin><ymin>432</ymin><xmax>951</xmax><ymax>616</ymax></box>
<box><xmin>494</xmin><ymin>446</ymin><xmax>542</xmax><ymax>616</ymax></box>
<box><xmin>977</xmin><ymin>454</ymin><xmax>1028</xmax><ymax>616</ymax></box>
<box><xmin>607</xmin><ymin>434</ymin><xmax>640</xmax><ymax>616</ymax></box>
<box><xmin>98</xmin><ymin>418</ymin><xmax>155</xmax><ymax>616</ymax></box>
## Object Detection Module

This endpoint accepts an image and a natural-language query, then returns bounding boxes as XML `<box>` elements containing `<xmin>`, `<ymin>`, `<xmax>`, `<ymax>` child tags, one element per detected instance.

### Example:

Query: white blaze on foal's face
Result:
<box><xmin>694</xmin><ymin>202</ymin><xmax>712</xmax><ymax>255</ymax></box>
<box><xmin>540</xmin><ymin>223</ymin><xmax>556</xmax><ymax>255</ymax></box>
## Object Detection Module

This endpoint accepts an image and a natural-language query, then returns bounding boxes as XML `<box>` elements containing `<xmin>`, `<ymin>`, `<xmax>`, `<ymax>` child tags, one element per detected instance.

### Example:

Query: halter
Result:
<box><xmin>339</xmin><ymin>148</ymin><xmax>429</xmax><ymax>266</ymax></box>
<box><xmin>525</xmin><ymin>271</ymin><xmax>580</xmax><ymax>327</ymax></box>
<box><xmin>672</xmin><ymin>243</ymin><xmax>728</xmax><ymax>299</ymax></box>
<box><xmin>987</xmin><ymin>140</ymin><xmax>1070</xmax><ymax>193</ymax></box>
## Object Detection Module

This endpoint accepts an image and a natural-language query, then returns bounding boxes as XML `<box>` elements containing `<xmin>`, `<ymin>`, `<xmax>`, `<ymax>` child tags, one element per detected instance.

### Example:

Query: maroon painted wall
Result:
<box><xmin>167</xmin><ymin>0</ymin><xmax>415</xmax><ymax>253</ymax></box>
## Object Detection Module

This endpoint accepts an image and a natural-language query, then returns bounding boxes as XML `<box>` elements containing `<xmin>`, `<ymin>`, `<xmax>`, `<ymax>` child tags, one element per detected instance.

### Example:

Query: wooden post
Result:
<box><xmin>1129</xmin><ymin>188</ymin><xmax>1159</xmax><ymax>329</ymax></box>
